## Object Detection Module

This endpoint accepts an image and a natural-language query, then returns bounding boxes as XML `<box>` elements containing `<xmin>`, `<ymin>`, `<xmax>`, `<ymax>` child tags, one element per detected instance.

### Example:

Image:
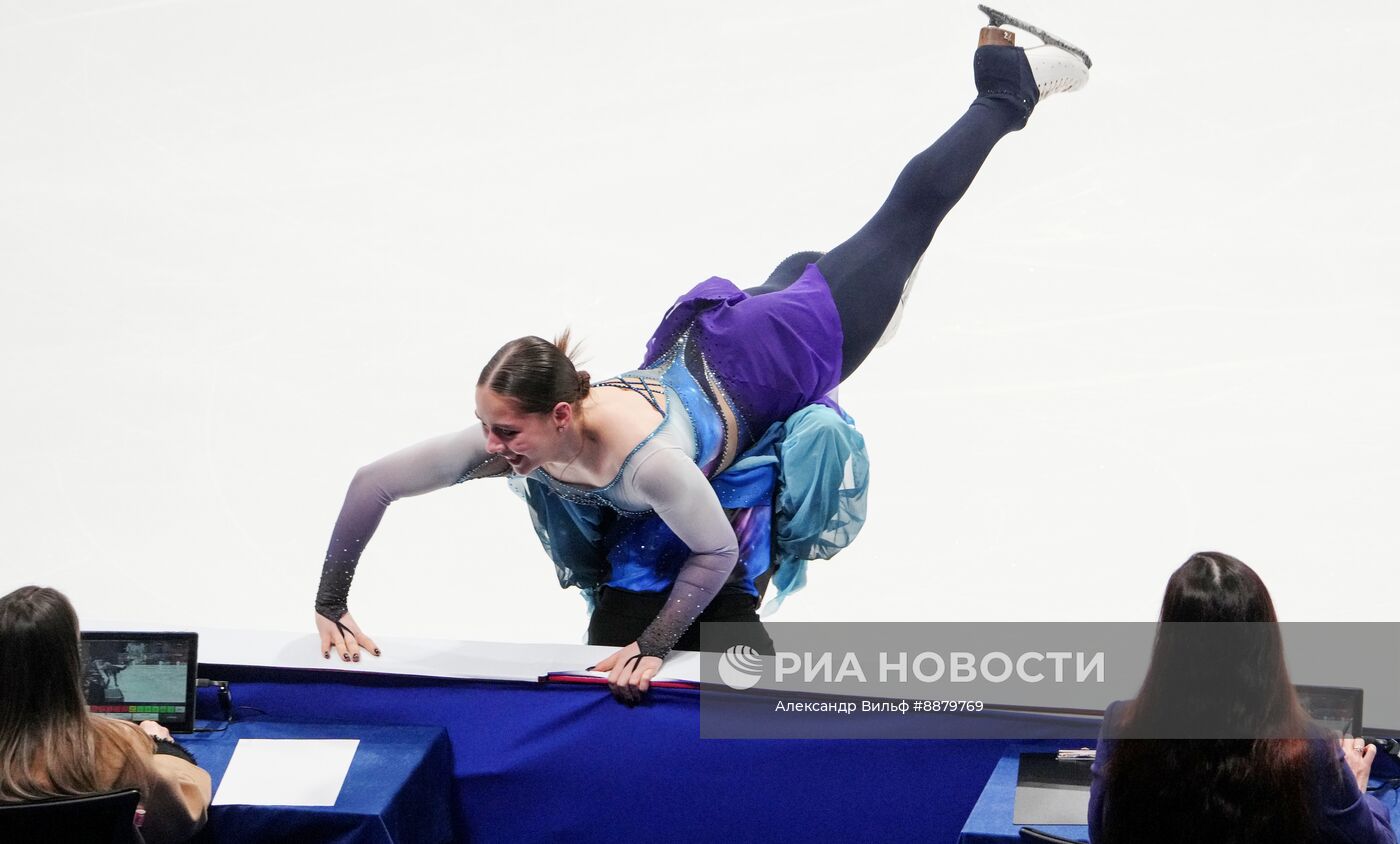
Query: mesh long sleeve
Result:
<box><xmin>315</xmin><ymin>426</ymin><xmax>508</xmax><ymax>619</ymax></box>
<box><xmin>627</xmin><ymin>447</ymin><xmax>740</xmax><ymax>658</ymax></box>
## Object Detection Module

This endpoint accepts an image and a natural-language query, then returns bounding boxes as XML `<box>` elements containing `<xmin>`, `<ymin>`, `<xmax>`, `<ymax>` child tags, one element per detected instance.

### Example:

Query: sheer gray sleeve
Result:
<box><xmin>627</xmin><ymin>447</ymin><xmax>740</xmax><ymax>659</ymax></box>
<box><xmin>315</xmin><ymin>427</ymin><xmax>508</xmax><ymax>620</ymax></box>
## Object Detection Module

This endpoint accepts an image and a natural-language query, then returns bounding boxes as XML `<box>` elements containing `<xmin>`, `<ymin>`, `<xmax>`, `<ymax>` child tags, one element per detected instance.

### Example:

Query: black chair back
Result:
<box><xmin>0</xmin><ymin>788</ymin><xmax>142</xmax><ymax>843</ymax></box>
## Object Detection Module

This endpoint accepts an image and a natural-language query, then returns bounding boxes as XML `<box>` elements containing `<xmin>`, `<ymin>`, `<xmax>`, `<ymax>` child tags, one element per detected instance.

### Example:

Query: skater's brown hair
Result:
<box><xmin>478</xmin><ymin>330</ymin><xmax>591</xmax><ymax>414</ymax></box>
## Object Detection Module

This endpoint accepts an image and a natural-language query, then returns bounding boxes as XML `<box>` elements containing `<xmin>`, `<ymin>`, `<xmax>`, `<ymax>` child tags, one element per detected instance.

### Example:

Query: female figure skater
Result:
<box><xmin>314</xmin><ymin>10</ymin><xmax>1092</xmax><ymax>702</ymax></box>
<box><xmin>1090</xmin><ymin>553</ymin><xmax>1395</xmax><ymax>843</ymax></box>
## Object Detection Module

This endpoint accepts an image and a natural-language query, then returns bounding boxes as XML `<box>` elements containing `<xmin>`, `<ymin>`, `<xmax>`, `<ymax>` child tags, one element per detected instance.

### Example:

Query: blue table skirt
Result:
<box><xmin>200</xmin><ymin>666</ymin><xmax>1070</xmax><ymax>843</ymax></box>
<box><xmin>182</xmin><ymin>719</ymin><xmax>453</xmax><ymax>844</ymax></box>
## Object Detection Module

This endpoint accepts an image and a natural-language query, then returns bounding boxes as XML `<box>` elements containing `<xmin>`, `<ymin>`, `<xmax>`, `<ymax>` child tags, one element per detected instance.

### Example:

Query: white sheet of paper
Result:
<box><xmin>212</xmin><ymin>739</ymin><xmax>359</xmax><ymax>806</ymax></box>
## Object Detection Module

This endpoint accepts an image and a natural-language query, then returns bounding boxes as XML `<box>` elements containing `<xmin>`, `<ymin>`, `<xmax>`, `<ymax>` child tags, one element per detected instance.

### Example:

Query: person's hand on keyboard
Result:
<box><xmin>1341</xmin><ymin>735</ymin><xmax>1378</xmax><ymax>792</ymax></box>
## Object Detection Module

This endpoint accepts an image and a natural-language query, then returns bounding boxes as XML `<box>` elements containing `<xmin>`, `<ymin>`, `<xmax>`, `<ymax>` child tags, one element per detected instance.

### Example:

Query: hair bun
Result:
<box><xmin>576</xmin><ymin>370</ymin><xmax>591</xmax><ymax>398</ymax></box>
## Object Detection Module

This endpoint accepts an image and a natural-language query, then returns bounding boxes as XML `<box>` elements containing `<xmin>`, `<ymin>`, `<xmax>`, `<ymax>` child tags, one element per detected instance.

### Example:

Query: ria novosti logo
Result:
<box><xmin>714</xmin><ymin>646</ymin><xmax>1106</xmax><ymax>691</ymax></box>
<box><xmin>718</xmin><ymin>644</ymin><xmax>764</xmax><ymax>690</ymax></box>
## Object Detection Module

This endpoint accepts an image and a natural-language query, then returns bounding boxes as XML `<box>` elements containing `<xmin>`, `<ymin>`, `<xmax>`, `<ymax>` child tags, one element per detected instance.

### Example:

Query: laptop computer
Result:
<box><xmin>79</xmin><ymin>631</ymin><xmax>199</xmax><ymax>734</ymax></box>
<box><xmin>1013</xmin><ymin>752</ymin><xmax>1094</xmax><ymax>825</ymax></box>
<box><xmin>1296</xmin><ymin>685</ymin><xmax>1364</xmax><ymax>737</ymax></box>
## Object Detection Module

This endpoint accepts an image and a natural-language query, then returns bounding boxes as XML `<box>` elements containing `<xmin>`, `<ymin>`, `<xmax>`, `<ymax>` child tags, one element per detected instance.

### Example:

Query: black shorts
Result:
<box><xmin>587</xmin><ymin>587</ymin><xmax>775</xmax><ymax>655</ymax></box>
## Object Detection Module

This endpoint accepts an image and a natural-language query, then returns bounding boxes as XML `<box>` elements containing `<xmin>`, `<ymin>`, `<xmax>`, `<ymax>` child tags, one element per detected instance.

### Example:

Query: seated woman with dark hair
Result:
<box><xmin>0</xmin><ymin>586</ymin><xmax>211</xmax><ymax>844</ymax></box>
<box><xmin>1090</xmin><ymin>552</ymin><xmax>1395</xmax><ymax>844</ymax></box>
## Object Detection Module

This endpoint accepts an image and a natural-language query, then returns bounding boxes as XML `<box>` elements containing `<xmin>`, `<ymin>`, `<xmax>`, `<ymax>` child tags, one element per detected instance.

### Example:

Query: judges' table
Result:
<box><xmin>958</xmin><ymin>742</ymin><xmax>1400</xmax><ymax>843</ymax></box>
<box><xmin>181</xmin><ymin>720</ymin><xmax>453</xmax><ymax>844</ymax></box>
<box><xmin>197</xmin><ymin>668</ymin><xmax>1028</xmax><ymax>843</ymax></box>
<box><xmin>957</xmin><ymin>741</ymin><xmax>1091</xmax><ymax>844</ymax></box>
<box><xmin>174</xmin><ymin>630</ymin><xmax>1097</xmax><ymax>842</ymax></box>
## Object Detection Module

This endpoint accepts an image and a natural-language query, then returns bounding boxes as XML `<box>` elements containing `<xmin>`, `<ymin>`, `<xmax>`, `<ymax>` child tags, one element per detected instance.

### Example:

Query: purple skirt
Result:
<box><xmin>642</xmin><ymin>263</ymin><xmax>844</xmax><ymax>436</ymax></box>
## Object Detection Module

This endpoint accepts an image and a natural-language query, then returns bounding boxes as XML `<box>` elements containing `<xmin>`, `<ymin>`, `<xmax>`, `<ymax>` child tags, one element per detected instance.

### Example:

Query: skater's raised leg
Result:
<box><xmin>819</xmin><ymin>20</ymin><xmax>1088</xmax><ymax>381</ymax></box>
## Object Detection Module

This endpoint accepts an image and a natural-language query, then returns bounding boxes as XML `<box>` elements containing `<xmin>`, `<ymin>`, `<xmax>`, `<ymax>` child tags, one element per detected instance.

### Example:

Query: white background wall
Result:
<box><xmin>3</xmin><ymin>0</ymin><xmax>1397</xmax><ymax>649</ymax></box>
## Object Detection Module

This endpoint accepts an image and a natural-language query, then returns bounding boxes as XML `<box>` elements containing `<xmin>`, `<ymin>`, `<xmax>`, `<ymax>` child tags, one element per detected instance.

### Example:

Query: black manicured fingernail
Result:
<box><xmin>323</xmin><ymin>652</ymin><xmax>329</xmax><ymax>659</ymax></box>
<box><xmin>373</xmin><ymin>649</ymin><xmax>381</xmax><ymax>656</ymax></box>
<box><xmin>352</xmin><ymin>654</ymin><xmax>359</xmax><ymax>662</ymax></box>
<box><xmin>585</xmin><ymin>664</ymin><xmax>596</xmax><ymax>671</ymax></box>
<box><xmin>342</xmin><ymin>654</ymin><xmax>350</xmax><ymax>662</ymax></box>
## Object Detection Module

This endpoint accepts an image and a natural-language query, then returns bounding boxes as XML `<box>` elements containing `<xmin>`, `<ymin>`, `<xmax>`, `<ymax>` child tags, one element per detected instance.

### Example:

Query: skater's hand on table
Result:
<box><xmin>594</xmin><ymin>642</ymin><xmax>663</xmax><ymax>705</ymax></box>
<box><xmin>315</xmin><ymin>611</ymin><xmax>380</xmax><ymax>663</ymax></box>
<box><xmin>139</xmin><ymin>720</ymin><xmax>172</xmax><ymax>741</ymax></box>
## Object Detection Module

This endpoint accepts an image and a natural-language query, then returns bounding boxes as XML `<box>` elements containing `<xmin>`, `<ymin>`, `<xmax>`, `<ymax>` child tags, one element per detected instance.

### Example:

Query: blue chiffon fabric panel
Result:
<box><xmin>768</xmin><ymin>402</ymin><xmax>869</xmax><ymax>610</ymax></box>
<box><xmin>511</xmin><ymin>402</ymin><xmax>867</xmax><ymax>610</ymax></box>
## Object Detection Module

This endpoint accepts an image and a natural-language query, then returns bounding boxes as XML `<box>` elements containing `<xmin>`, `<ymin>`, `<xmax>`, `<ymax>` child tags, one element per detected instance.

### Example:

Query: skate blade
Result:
<box><xmin>977</xmin><ymin>4</ymin><xmax>1093</xmax><ymax>69</ymax></box>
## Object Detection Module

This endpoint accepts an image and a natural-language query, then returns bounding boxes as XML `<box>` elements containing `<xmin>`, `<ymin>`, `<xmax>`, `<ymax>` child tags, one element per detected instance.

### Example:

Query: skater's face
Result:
<box><xmin>475</xmin><ymin>386</ymin><xmax>568</xmax><ymax>475</ymax></box>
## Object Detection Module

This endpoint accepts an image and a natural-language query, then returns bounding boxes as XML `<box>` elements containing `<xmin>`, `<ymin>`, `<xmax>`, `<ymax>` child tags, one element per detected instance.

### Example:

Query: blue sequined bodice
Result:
<box><xmin>524</xmin><ymin>333</ymin><xmax>745</xmax><ymax>515</ymax></box>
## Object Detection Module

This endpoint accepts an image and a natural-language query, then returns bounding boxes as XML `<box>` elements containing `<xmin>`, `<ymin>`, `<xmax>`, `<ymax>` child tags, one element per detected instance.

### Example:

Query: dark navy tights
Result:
<box><xmin>744</xmin><ymin>52</ymin><xmax>1034</xmax><ymax>381</ymax></box>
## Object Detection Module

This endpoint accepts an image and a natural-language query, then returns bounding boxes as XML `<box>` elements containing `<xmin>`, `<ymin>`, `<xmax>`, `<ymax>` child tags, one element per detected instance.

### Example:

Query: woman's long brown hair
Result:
<box><xmin>1100</xmin><ymin>553</ymin><xmax>1320</xmax><ymax>843</ymax></box>
<box><xmin>0</xmin><ymin>586</ymin><xmax>145</xmax><ymax>801</ymax></box>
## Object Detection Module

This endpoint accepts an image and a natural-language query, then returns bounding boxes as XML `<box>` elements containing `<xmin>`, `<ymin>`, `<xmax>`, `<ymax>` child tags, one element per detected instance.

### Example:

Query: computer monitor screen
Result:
<box><xmin>1296</xmin><ymin>685</ymin><xmax>1364</xmax><ymax>736</ymax></box>
<box><xmin>79</xmin><ymin>631</ymin><xmax>198</xmax><ymax>733</ymax></box>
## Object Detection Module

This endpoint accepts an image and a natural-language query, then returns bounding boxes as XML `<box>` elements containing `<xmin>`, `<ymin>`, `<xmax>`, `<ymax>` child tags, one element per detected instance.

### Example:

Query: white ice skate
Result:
<box><xmin>978</xmin><ymin>5</ymin><xmax>1091</xmax><ymax>99</ymax></box>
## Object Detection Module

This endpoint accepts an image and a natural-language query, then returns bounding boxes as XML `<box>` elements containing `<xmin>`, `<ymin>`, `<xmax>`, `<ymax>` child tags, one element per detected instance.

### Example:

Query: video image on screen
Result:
<box><xmin>79</xmin><ymin>638</ymin><xmax>191</xmax><ymax>724</ymax></box>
